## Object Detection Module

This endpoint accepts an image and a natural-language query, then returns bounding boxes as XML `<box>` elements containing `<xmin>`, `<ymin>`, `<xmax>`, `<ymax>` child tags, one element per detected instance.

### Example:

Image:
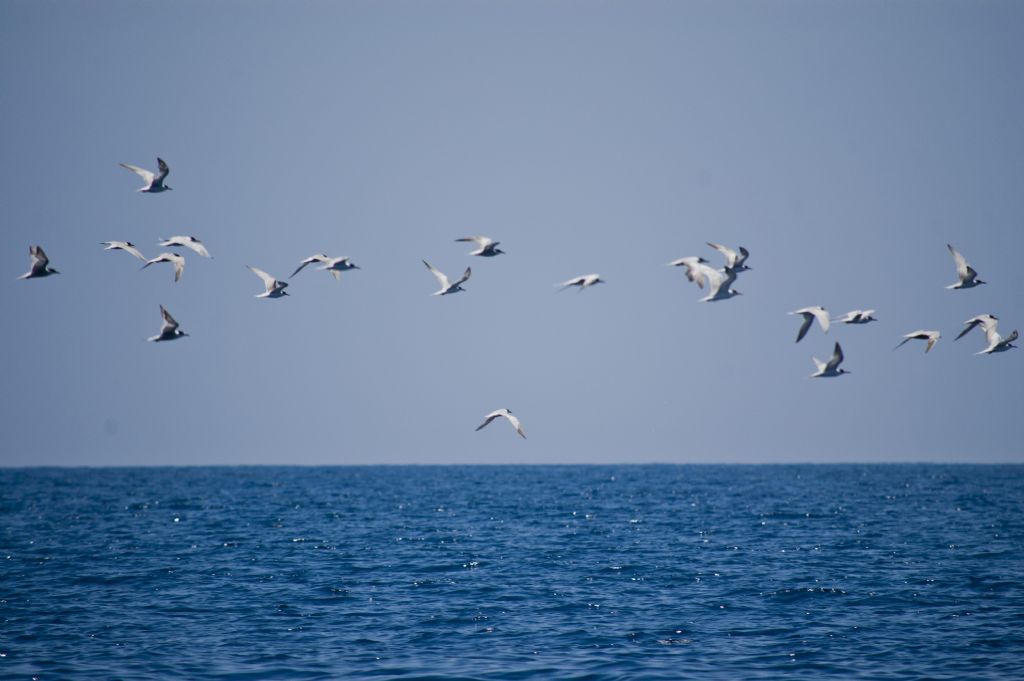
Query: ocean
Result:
<box><xmin>2</xmin><ymin>465</ymin><xmax>1022</xmax><ymax>679</ymax></box>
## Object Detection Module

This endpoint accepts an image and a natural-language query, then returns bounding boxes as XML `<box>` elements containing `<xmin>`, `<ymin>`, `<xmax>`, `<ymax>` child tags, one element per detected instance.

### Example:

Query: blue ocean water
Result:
<box><xmin>2</xmin><ymin>465</ymin><xmax>1022</xmax><ymax>680</ymax></box>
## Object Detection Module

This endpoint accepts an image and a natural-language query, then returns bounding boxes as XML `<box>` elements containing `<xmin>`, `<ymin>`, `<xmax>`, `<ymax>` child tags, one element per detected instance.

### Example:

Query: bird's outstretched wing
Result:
<box><xmin>423</xmin><ymin>260</ymin><xmax>450</xmax><ymax>289</ymax></box>
<box><xmin>247</xmin><ymin>265</ymin><xmax>277</xmax><ymax>290</ymax></box>
<box><xmin>120</xmin><ymin>163</ymin><xmax>154</xmax><ymax>183</ymax></box>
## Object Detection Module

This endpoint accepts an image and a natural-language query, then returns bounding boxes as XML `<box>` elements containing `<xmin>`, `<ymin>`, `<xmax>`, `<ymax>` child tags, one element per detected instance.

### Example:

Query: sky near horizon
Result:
<box><xmin>1</xmin><ymin>1</ymin><xmax>1022</xmax><ymax>466</ymax></box>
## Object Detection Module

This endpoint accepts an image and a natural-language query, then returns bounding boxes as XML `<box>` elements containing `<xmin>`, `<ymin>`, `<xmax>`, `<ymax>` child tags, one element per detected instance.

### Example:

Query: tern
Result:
<box><xmin>119</xmin><ymin>157</ymin><xmax>172</xmax><ymax>193</ymax></box>
<box><xmin>946</xmin><ymin>244</ymin><xmax>986</xmax><ymax>289</ymax></box>
<box><xmin>248</xmin><ymin>266</ymin><xmax>290</xmax><ymax>298</ymax></box>
<box><xmin>954</xmin><ymin>314</ymin><xmax>999</xmax><ymax>342</ymax></box>
<box><xmin>790</xmin><ymin>307</ymin><xmax>830</xmax><ymax>343</ymax></box>
<box><xmin>424</xmin><ymin>260</ymin><xmax>471</xmax><ymax>295</ymax></box>
<box><xmin>810</xmin><ymin>342</ymin><xmax>850</xmax><ymax>378</ymax></box>
<box><xmin>159</xmin><ymin>236</ymin><xmax>210</xmax><ymax>258</ymax></box>
<box><xmin>834</xmin><ymin>309</ymin><xmax>878</xmax><ymax>324</ymax></box>
<box><xmin>668</xmin><ymin>256</ymin><xmax>712</xmax><ymax>287</ymax></box>
<box><xmin>558</xmin><ymin>273</ymin><xmax>604</xmax><ymax>292</ymax></box>
<box><xmin>706</xmin><ymin>242</ymin><xmax>751</xmax><ymax>271</ymax></box>
<box><xmin>699</xmin><ymin>267</ymin><xmax>742</xmax><ymax>302</ymax></box>
<box><xmin>141</xmin><ymin>253</ymin><xmax>185</xmax><ymax>283</ymax></box>
<box><xmin>894</xmin><ymin>330</ymin><xmax>941</xmax><ymax>353</ymax></box>
<box><xmin>456</xmin><ymin>236</ymin><xmax>505</xmax><ymax>257</ymax></box>
<box><xmin>18</xmin><ymin>245</ymin><xmax>60</xmax><ymax>279</ymax></box>
<box><xmin>291</xmin><ymin>254</ymin><xmax>360</xmax><ymax>280</ymax></box>
<box><xmin>101</xmin><ymin>241</ymin><xmax>146</xmax><ymax>261</ymax></box>
<box><xmin>147</xmin><ymin>305</ymin><xmax>188</xmax><ymax>342</ymax></box>
<box><xmin>956</xmin><ymin>314</ymin><xmax>1018</xmax><ymax>354</ymax></box>
<box><xmin>475</xmin><ymin>408</ymin><xmax>526</xmax><ymax>439</ymax></box>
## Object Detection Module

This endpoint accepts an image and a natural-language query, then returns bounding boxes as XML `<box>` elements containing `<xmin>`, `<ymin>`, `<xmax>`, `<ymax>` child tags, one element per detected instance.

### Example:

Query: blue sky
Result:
<box><xmin>1</xmin><ymin>1</ymin><xmax>1021</xmax><ymax>465</ymax></box>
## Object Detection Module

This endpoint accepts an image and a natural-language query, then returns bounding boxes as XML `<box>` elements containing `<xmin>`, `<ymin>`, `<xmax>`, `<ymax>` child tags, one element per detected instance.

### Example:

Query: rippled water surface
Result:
<box><xmin>2</xmin><ymin>465</ymin><xmax>1023</xmax><ymax>679</ymax></box>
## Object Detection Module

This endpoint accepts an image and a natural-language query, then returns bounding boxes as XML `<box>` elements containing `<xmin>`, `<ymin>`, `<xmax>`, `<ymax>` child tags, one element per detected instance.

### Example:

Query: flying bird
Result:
<box><xmin>475</xmin><ymin>408</ymin><xmax>526</xmax><ymax>439</ymax></box>
<box><xmin>894</xmin><ymin>330</ymin><xmax>941</xmax><ymax>353</ymax></box>
<box><xmin>810</xmin><ymin>342</ymin><xmax>850</xmax><ymax>378</ymax></box>
<box><xmin>424</xmin><ymin>260</ymin><xmax>471</xmax><ymax>295</ymax></box>
<box><xmin>159</xmin><ymin>236</ymin><xmax>210</xmax><ymax>258</ymax></box>
<box><xmin>834</xmin><ymin>309</ymin><xmax>877</xmax><ymax>324</ymax></box>
<box><xmin>141</xmin><ymin>252</ymin><xmax>185</xmax><ymax>283</ymax></box>
<box><xmin>706</xmin><ymin>242</ymin><xmax>751</xmax><ymax>271</ymax></box>
<box><xmin>790</xmin><ymin>307</ymin><xmax>830</xmax><ymax>343</ymax></box>
<box><xmin>147</xmin><ymin>305</ymin><xmax>188</xmax><ymax>342</ymax></box>
<box><xmin>946</xmin><ymin>244</ymin><xmax>986</xmax><ymax>290</ymax></box>
<box><xmin>956</xmin><ymin>314</ymin><xmax>1018</xmax><ymax>355</ymax></box>
<box><xmin>558</xmin><ymin>273</ymin><xmax>604</xmax><ymax>292</ymax></box>
<box><xmin>18</xmin><ymin>245</ymin><xmax>59</xmax><ymax>279</ymax></box>
<box><xmin>456</xmin><ymin>236</ymin><xmax>505</xmax><ymax>257</ymax></box>
<box><xmin>119</xmin><ymin>157</ymin><xmax>172</xmax><ymax>193</ymax></box>
<box><xmin>978</xmin><ymin>328</ymin><xmax>1018</xmax><ymax>355</ymax></box>
<box><xmin>954</xmin><ymin>314</ymin><xmax>999</xmax><ymax>342</ymax></box>
<box><xmin>101</xmin><ymin>241</ymin><xmax>146</xmax><ymax>261</ymax></box>
<box><xmin>248</xmin><ymin>266</ymin><xmax>290</xmax><ymax>298</ymax></box>
<box><xmin>668</xmin><ymin>256</ymin><xmax>712</xmax><ymax>287</ymax></box>
<box><xmin>699</xmin><ymin>267</ymin><xmax>742</xmax><ymax>302</ymax></box>
<box><xmin>290</xmin><ymin>254</ymin><xmax>360</xmax><ymax>280</ymax></box>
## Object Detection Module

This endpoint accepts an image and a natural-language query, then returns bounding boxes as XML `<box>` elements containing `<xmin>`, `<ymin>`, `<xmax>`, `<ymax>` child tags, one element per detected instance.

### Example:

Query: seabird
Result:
<box><xmin>291</xmin><ymin>254</ymin><xmax>360</xmax><ymax>280</ymax></box>
<box><xmin>811</xmin><ymin>342</ymin><xmax>850</xmax><ymax>378</ymax></box>
<box><xmin>668</xmin><ymin>256</ymin><xmax>712</xmax><ymax>287</ymax></box>
<box><xmin>18</xmin><ymin>245</ymin><xmax>59</xmax><ymax>279</ymax></box>
<box><xmin>119</xmin><ymin>157</ymin><xmax>172</xmax><ymax>193</ymax></box>
<box><xmin>834</xmin><ymin>309</ymin><xmax>877</xmax><ymax>324</ymax></box>
<box><xmin>141</xmin><ymin>253</ymin><xmax>185</xmax><ymax>283</ymax></box>
<box><xmin>706</xmin><ymin>242</ymin><xmax>751</xmax><ymax>271</ymax></box>
<box><xmin>894</xmin><ymin>330</ymin><xmax>941</xmax><ymax>353</ymax></box>
<box><xmin>475</xmin><ymin>408</ymin><xmax>526</xmax><ymax>439</ymax></box>
<box><xmin>248</xmin><ymin>266</ymin><xmax>290</xmax><ymax>298</ymax></box>
<box><xmin>158</xmin><ymin>236</ymin><xmax>210</xmax><ymax>258</ymax></box>
<box><xmin>101</xmin><ymin>241</ymin><xmax>146</xmax><ymax>261</ymax></box>
<box><xmin>956</xmin><ymin>314</ymin><xmax>1018</xmax><ymax>355</ymax></box>
<box><xmin>455</xmin><ymin>236</ymin><xmax>505</xmax><ymax>257</ymax></box>
<box><xmin>424</xmin><ymin>260</ymin><xmax>471</xmax><ymax>295</ymax></box>
<box><xmin>558</xmin><ymin>273</ymin><xmax>604</xmax><ymax>292</ymax></box>
<box><xmin>699</xmin><ymin>267</ymin><xmax>742</xmax><ymax>302</ymax></box>
<box><xmin>946</xmin><ymin>244</ymin><xmax>986</xmax><ymax>289</ymax></box>
<box><xmin>790</xmin><ymin>307</ymin><xmax>830</xmax><ymax>343</ymax></box>
<box><xmin>147</xmin><ymin>305</ymin><xmax>188</xmax><ymax>342</ymax></box>
<box><xmin>954</xmin><ymin>314</ymin><xmax>999</xmax><ymax>342</ymax></box>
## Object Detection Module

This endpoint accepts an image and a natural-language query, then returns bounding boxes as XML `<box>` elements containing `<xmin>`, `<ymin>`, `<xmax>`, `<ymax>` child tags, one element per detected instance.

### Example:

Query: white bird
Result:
<box><xmin>699</xmin><ymin>267</ymin><xmax>742</xmax><ymax>302</ymax></box>
<box><xmin>667</xmin><ymin>256</ymin><xmax>712</xmax><ymax>287</ymax></box>
<box><xmin>706</xmin><ymin>242</ymin><xmax>751</xmax><ymax>271</ymax></box>
<box><xmin>810</xmin><ymin>342</ymin><xmax>850</xmax><ymax>378</ymax></box>
<box><xmin>18</xmin><ymin>245</ymin><xmax>59</xmax><ymax>279</ymax></box>
<box><xmin>290</xmin><ymin>254</ymin><xmax>360</xmax><ymax>280</ymax></box>
<box><xmin>248</xmin><ymin>265</ymin><xmax>290</xmax><ymax>298</ymax></box>
<box><xmin>558</xmin><ymin>273</ymin><xmax>604</xmax><ymax>292</ymax></box>
<box><xmin>790</xmin><ymin>307</ymin><xmax>830</xmax><ymax>343</ymax></box>
<box><xmin>101</xmin><ymin>241</ymin><xmax>146</xmax><ymax>261</ymax></box>
<box><xmin>141</xmin><ymin>252</ymin><xmax>185</xmax><ymax>283</ymax></box>
<box><xmin>456</xmin><ymin>236</ymin><xmax>505</xmax><ymax>257</ymax></box>
<box><xmin>954</xmin><ymin>314</ymin><xmax>999</xmax><ymax>342</ymax></box>
<box><xmin>119</xmin><ymin>157</ymin><xmax>172</xmax><ymax>193</ymax></box>
<box><xmin>946</xmin><ymin>244</ymin><xmax>986</xmax><ymax>290</ymax></box>
<box><xmin>978</xmin><ymin>328</ymin><xmax>1018</xmax><ymax>355</ymax></box>
<box><xmin>475</xmin><ymin>408</ymin><xmax>526</xmax><ymax>439</ymax></box>
<box><xmin>147</xmin><ymin>305</ymin><xmax>188</xmax><ymax>342</ymax></box>
<box><xmin>424</xmin><ymin>260</ymin><xmax>471</xmax><ymax>295</ymax></box>
<box><xmin>894</xmin><ymin>330</ymin><xmax>941</xmax><ymax>353</ymax></box>
<box><xmin>159</xmin><ymin>236</ymin><xmax>210</xmax><ymax>258</ymax></box>
<box><xmin>957</xmin><ymin>314</ymin><xmax>1019</xmax><ymax>355</ymax></box>
<box><xmin>834</xmin><ymin>309</ymin><xmax>878</xmax><ymax>324</ymax></box>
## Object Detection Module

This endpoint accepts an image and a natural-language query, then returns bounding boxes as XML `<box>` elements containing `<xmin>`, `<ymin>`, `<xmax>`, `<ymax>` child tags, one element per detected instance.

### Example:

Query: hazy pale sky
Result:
<box><xmin>1</xmin><ymin>1</ymin><xmax>1021</xmax><ymax>465</ymax></box>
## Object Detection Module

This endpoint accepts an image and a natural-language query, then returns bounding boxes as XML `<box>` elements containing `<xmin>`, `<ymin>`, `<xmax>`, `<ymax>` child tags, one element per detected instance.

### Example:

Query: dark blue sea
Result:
<box><xmin>2</xmin><ymin>465</ymin><xmax>1023</xmax><ymax>680</ymax></box>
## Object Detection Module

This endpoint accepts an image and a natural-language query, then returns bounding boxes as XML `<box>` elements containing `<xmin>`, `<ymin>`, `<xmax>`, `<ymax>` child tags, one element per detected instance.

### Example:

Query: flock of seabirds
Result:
<box><xmin>17</xmin><ymin>157</ymin><xmax>1020</xmax><ymax>440</ymax></box>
